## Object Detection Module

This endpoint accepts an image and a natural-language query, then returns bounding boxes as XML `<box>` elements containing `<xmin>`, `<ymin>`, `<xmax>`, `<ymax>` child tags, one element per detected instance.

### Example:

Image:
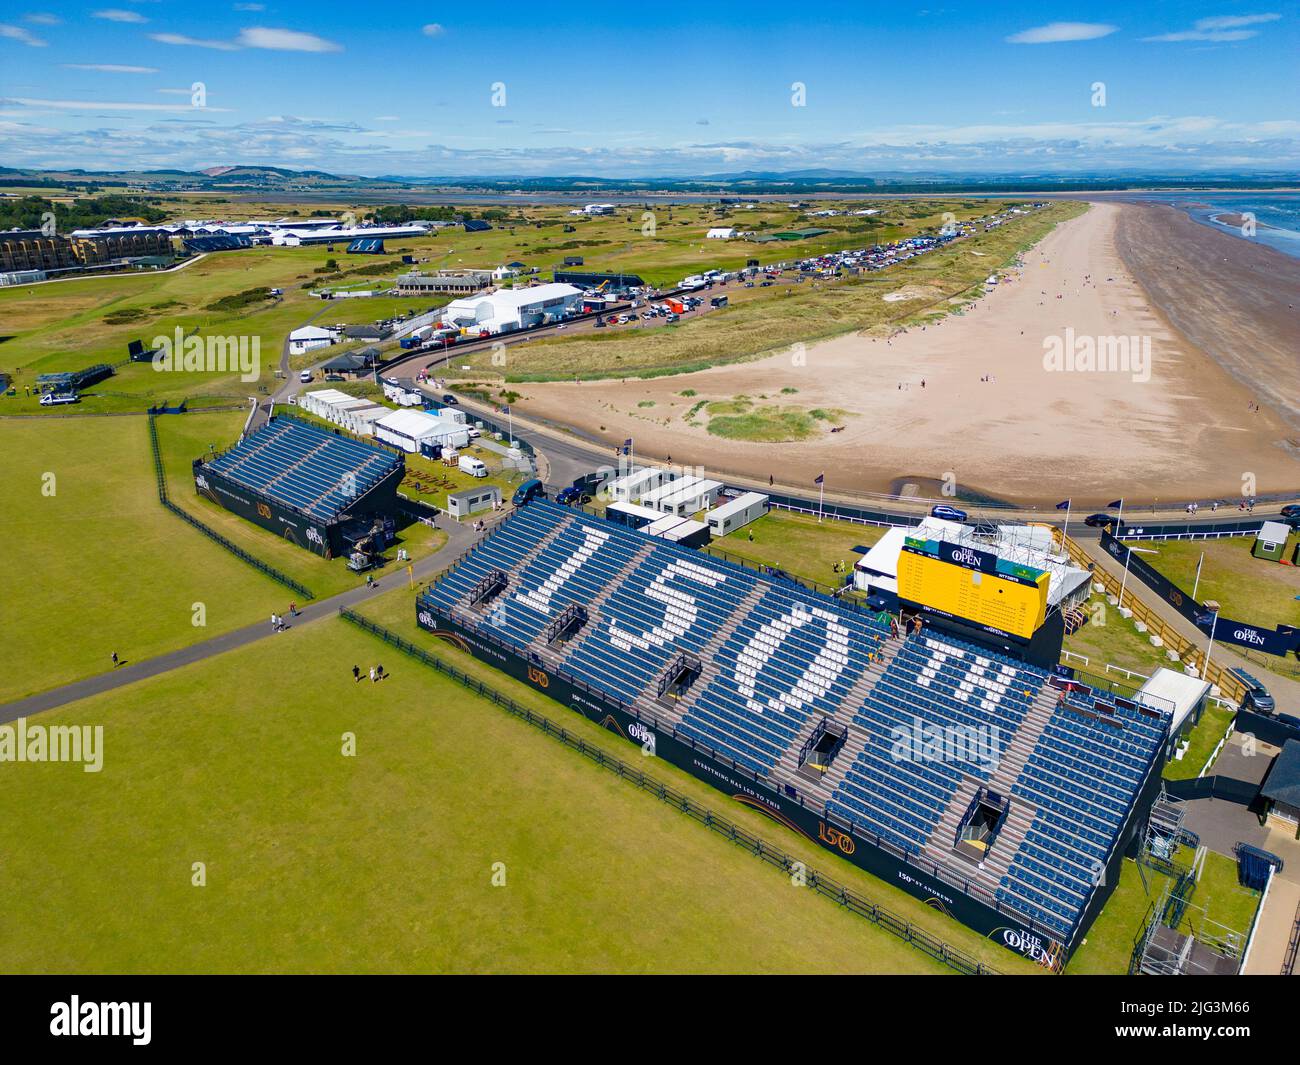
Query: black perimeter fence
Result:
<box><xmin>147</xmin><ymin>414</ymin><xmax>315</xmax><ymax>600</ymax></box>
<box><xmin>338</xmin><ymin>607</ymin><xmax>1004</xmax><ymax>976</ymax></box>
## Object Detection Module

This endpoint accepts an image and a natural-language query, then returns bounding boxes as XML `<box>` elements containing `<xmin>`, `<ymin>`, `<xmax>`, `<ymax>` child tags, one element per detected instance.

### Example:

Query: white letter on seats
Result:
<box><xmin>610</xmin><ymin>559</ymin><xmax>724</xmax><ymax>653</ymax></box>
<box><xmin>735</xmin><ymin>605</ymin><xmax>849</xmax><ymax>715</ymax></box>
<box><xmin>514</xmin><ymin>527</ymin><xmax>609</xmax><ymax>615</ymax></box>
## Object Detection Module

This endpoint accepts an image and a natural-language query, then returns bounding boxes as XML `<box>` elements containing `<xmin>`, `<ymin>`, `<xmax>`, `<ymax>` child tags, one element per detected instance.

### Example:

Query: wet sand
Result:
<box><xmin>513</xmin><ymin>202</ymin><xmax>1300</xmax><ymax>505</ymax></box>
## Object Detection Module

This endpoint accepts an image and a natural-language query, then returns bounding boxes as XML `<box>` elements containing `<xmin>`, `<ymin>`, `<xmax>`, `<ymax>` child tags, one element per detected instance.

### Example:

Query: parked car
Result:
<box><xmin>1280</xmin><ymin>504</ymin><xmax>1300</xmax><ymax>518</ymax></box>
<box><xmin>555</xmin><ymin>485</ymin><xmax>590</xmax><ymax>506</ymax></box>
<box><xmin>442</xmin><ymin>393</ymin><xmax>459</xmax><ymax>405</ymax></box>
<box><xmin>512</xmin><ymin>479</ymin><xmax>545</xmax><ymax>506</ymax></box>
<box><xmin>1230</xmin><ymin>669</ymin><xmax>1275</xmax><ymax>715</ymax></box>
<box><xmin>930</xmin><ymin>504</ymin><xmax>968</xmax><ymax>522</ymax></box>
<box><xmin>299</xmin><ymin>370</ymin><xmax>313</xmax><ymax>383</ymax></box>
<box><xmin>1083</xmin><ymin>513</ymin><xmax>1115</xmax><ymax>528</ymax></box>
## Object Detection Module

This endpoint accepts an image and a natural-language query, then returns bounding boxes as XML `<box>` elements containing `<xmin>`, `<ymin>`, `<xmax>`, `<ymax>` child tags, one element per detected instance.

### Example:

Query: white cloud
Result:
<box><xmin>24</xmin><ymin>13</ymin><xmax>62</xmax><ymax>25</ymax></box>
<box><xmin>1006</xmin><ymin>22</ymin><xmax>1118</xmax><ymax>44</ymax></box>
<box><xmin>422</xmin><ymin>23</ymin><xmax>445</xmax><ymax>37</ymax></box>
<box><xmin>149</xmin><ymin>32</ymin><xmax>240</xmax><ymax>50</ymax></box>
<box><xmin>234</xmin><ymin>3</ymin><xmax>265</xmax><ymax>9</ymax></box>
<box><xmin>92</xmin><ymin>8</ymin><xmax>149</xmax><ymax>23</ymax></box>
<box><xmin>7</xmin><ymin>96</ymin><xmax>230</xmax><ymax>112</ymax></box>
<box><xmin>236</xmin><ymin>27</ymin><xmax>343</xmax><ymax>52</ymax></box>
<box><xmin>0</xmin><ymin>22</ymin><xmax>48</xmax><ymax>46</ymax></box>
<box><xmin>1144</xmin><ymin>13</ymin><xmax>1281</xmax><ymax>42</ymax></box>
<box><xmin>63</xmin><ymin>63</ymin><xmax>159</xmax><ymax>73</ymax></box>
<box><xmin>374</xmin><ymin>115</ymin><xmax>400</xmax><ymax>121</ymax></box>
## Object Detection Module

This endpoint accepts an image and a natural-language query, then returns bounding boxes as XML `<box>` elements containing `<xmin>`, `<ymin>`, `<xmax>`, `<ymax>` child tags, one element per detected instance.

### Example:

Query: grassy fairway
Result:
<box><xmin>358</xmin><ymin>588</ymin><xmax>1049</xmax><ymax>972</ymax></box>
<box><xmin>0</xmin><ymin>615</ymin><xmax>980</xmax><ymax>974</ymax></box>
<box><xmin>708</xmin><ymin>509</ymin><xmax>887</xmax><ymax>589</ymax></box>
<box><xmin>0</xmin><ymin>414</ymin><xmax>297</xmax><ymax>702</ymax></box>
<box><xmin>1127</xmin><ymin>536</ymin><xmax>1300</xmax><ymax>630</ymax></box>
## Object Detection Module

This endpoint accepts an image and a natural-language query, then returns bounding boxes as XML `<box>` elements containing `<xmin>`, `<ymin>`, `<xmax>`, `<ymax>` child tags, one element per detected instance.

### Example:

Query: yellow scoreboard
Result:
<box><xmin>897</xmin><ymin>538</ymin><xmax>1050</xmax><ymax>641</ymax></box>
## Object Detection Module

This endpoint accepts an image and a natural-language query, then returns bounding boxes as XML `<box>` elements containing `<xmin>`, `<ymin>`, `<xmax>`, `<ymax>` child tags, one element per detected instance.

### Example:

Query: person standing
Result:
<box><xmin>352</xmin><ymin>665</ymin><xmax>361</xmax><ymax>683</ymax></box>
<box><xmin>369</xmin><ymin>666</ymin><xmax>377</xmax><ymax>683</ymax></box>
<box><xmin>111</xmin><ymin>651</ymin><xmax>119</xmax><ymax>669</ymax></box>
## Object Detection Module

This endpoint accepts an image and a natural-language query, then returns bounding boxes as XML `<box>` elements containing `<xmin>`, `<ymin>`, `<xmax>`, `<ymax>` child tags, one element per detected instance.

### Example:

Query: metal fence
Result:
<box><xmin>338</xmin><ymin>607</ymin><xmax>1002</xmax><ymax>976</ymax></box>
<box><xmin>147</xmin><ymin>415</ymin><xmax>315</xmax><ymax>600</ymax></box>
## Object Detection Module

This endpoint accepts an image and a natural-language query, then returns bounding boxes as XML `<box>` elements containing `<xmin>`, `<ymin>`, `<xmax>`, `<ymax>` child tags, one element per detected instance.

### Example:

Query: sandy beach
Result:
<box><xmin>513</xmin><ymin>202</ymin><xmax>1299</xmax><ymax>505</ymax></box>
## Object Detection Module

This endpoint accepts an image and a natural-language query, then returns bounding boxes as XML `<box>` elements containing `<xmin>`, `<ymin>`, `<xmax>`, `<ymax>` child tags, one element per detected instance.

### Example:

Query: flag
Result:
<box><xmin>815</xmin><ymin>473</ymin><xmax>825</xmax><ymax>485</ymax></box>
<box><xmin>1107</xmin><ymin>499</ymin><xmax>1123</xmax><ymax>509</ymax></box>
<box><xmin>500</xmin><ymin>405</ymin><xmax>510</xmax><ymax>414</ymax></box>
<box><xmin>622</xmin><ymin>437</ymin><xmax>633</xmax><ymax>455</ymax></box>
<box><xmin>1055</xmin><ymin>499</ymin><xmax>1070</xmax><ymax>510</ymax></box>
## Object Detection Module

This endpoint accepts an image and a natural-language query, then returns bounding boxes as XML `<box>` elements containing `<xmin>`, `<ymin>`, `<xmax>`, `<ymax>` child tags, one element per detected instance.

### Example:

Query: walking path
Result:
<box><xmin>0</xmin><ymin>518</ymin><xmax>478</xmax><ymax>724</ymax></box>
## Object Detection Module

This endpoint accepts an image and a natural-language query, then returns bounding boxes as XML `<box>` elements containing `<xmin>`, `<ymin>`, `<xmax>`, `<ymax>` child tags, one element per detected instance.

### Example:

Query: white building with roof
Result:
<box><xmin>288</xmin><ymin>326</ymin><xmax>337</xmax><ymax>356</ymax></box>
<box><xmin>441</xmin><ymin>283</ymin><xmax>583</xmax><ymax>334</ymax></box>
<box><xmin>374</xmin><ymin>408</ymin><xmax>469</xmax><ymax>453</ymax></box>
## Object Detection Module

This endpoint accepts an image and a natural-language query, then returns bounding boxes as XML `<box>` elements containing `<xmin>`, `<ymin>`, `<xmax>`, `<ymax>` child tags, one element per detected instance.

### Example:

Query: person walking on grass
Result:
<box><xmin>111</xmin><ymin>651</ymin><xmax>119</xmax><ymax>669</ymax></box>
<box><xmin>369</xmin><ymin>666</ymin><xmax>377</xmax><ymax>683</ymax></box>
<box><xmin>352</xmin><ymin>665</ymin><xmax>361</xmax><ymax>683</ymax></box>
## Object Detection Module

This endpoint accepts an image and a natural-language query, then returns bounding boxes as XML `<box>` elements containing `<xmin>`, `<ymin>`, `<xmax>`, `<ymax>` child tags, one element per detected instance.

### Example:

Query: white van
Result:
<box><xmin>40</xmin><ymin>391</ymin><xmax>79</xmax><ymax>406</ymax></box>
<box><xmin>458</xmin><ymin>455</ymin><xmax>488</xmax><ymax>478</ymax></box>
<box><xmin>299</xmin><ymin>370</ymin><xmax>313</xmax><ymax>383</ymax></box>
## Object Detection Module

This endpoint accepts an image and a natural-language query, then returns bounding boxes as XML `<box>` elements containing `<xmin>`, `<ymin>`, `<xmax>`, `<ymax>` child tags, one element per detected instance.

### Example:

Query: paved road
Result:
<box><xmin>0</xmin><ymin>517</ymin><xmax>478</xmax><ymax>724</ymax></box>
<box><xmin>424</xmin><ymin>392</ymin><xmax>1300</xmax><ymax>532</ymax></box>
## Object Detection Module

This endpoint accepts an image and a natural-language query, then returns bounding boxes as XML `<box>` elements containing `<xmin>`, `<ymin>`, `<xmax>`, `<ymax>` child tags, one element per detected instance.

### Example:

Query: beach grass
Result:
<box><xmin>445</xmin><ymin>201</ymin><xmax>1085</xmax><ymax>382</ymax></box>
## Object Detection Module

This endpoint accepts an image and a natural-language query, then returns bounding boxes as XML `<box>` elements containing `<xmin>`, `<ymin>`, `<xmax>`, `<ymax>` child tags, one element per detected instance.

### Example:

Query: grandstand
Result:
<box><xmin>416</xmin><ymin>501</ymin><xmax>1170</xmax><ymax>964</ymax></box>
<box><xmin>183</xmin><ymin>234</ymin><xmax>253</xmax><ymax>253</ymax></box>
<box><xmin>193</xmin><ymin>416</ymin><xmax>404</xmax><ymax>557</ymax></box>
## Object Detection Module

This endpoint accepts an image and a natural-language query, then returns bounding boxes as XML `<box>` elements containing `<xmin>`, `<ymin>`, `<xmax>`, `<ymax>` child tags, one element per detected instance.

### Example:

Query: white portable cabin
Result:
<box><xmin>643</xmin><ymin>514</ymin><xmax>710</xmax><ymax>549</ymax></box>
<box><xmin>605</xmin><ymin>466</ymin><xmax>677</xmax><ymax>503</ymax></box>
<box><xmin>706</xmin><ymin>492</ymin><xmax>768</xmax><ymax>537</ymax></box>
<box><xmin>605</xmin><ymin>501</ymin><xmax>661</xmax><ymax>530</ymax></box>
<box><xmin>643</xmin><ymin>475</ymin><xmax>723</xmax><ymax>517</ymax></box>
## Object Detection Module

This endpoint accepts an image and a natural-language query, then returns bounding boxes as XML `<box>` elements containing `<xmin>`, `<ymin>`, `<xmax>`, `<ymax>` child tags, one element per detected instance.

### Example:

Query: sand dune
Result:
<box><xmin>514</xmin><ymin>203</ymin><xmax>1299</xmax><ymax>505</ymax></box>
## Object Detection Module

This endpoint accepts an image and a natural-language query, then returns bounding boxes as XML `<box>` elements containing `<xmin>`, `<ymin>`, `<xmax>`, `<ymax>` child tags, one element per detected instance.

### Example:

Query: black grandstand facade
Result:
<box><xmin>194</xmin><ymin>416</ymin><xmax>403</xmax><ymax>558</ymax></box>
<box><xmin>416</xmin><ymin>501</ymin><xmax>1171</xmax><ymax>967</ymax></box>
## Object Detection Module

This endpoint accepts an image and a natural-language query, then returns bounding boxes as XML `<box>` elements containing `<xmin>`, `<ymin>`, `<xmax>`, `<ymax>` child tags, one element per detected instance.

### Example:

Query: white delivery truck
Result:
<box><xmin>458</xmin><ymin>455</ymin><xmax>488</xmax><ymax>478</ymax></box>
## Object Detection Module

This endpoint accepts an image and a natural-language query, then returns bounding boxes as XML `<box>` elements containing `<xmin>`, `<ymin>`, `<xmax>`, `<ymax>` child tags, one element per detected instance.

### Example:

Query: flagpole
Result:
<box><xmin>1063</xmin><ymin>500</ymin><xmax>1071</xmax><ymax>544</ymax></box>
<box><xmin>1192</xmin><ymin>550</ymin><xmax>1204</xmax><ymax>601</ymax></box>
<box><xmin>818</xmin><ymin>477</ymin><xmax>825</xmax><ymax>523</ymax></box>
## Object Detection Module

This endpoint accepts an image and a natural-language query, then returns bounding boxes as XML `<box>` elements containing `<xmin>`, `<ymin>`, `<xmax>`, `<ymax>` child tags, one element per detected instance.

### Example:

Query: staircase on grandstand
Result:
<box><xmin>418</xmin><ymin>500</ymin><xmax>1168</xmax><ymax>950</ymax></box>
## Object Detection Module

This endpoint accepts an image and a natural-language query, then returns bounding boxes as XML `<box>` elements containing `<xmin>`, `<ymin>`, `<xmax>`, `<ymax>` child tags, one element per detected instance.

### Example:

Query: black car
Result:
<box><xmin>1083</xmin><ymin>513</ymin><xmax>1114</xmax><ymax>528</ymax></box>
<box><xmin>555</xmin><ymin>486</ymin><xmax>590</xmax><ymax>506</ymax></box>
<box><xmin>1280</xmin><ymin>504</ymin><xmax>1300</xmax><ymax>518</ymax></box>
<box><xmin>1231</xmin><ymin>669</ymin><xmax>1275</xmax><ymax>715</ymax></box>
<box><xmin>442</xmin><ymin>393</ymin><xmax>459</xmax><ymax>405</ymax></box>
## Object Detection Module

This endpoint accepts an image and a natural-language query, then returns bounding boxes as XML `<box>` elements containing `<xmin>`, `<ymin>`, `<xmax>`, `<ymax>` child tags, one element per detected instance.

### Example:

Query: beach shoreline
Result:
<box><xmin>510</xmin><ymin>202</ymin><xmax>1299</xmax><ymax>506</ymax></box>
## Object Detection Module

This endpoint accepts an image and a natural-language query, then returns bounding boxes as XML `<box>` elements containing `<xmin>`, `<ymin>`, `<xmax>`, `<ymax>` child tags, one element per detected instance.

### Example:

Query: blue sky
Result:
<box><xmin>2</xmin><ymin>2</ymin><xmax>1298</xmax><ymax>176</ymax></box>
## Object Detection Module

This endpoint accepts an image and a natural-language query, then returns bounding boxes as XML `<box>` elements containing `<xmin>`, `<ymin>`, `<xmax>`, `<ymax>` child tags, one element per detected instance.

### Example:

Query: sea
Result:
<box><xmin>1129</xmin><ymin>190</ymin><xmax>1300</xmax><ymax>261</ymax></box>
